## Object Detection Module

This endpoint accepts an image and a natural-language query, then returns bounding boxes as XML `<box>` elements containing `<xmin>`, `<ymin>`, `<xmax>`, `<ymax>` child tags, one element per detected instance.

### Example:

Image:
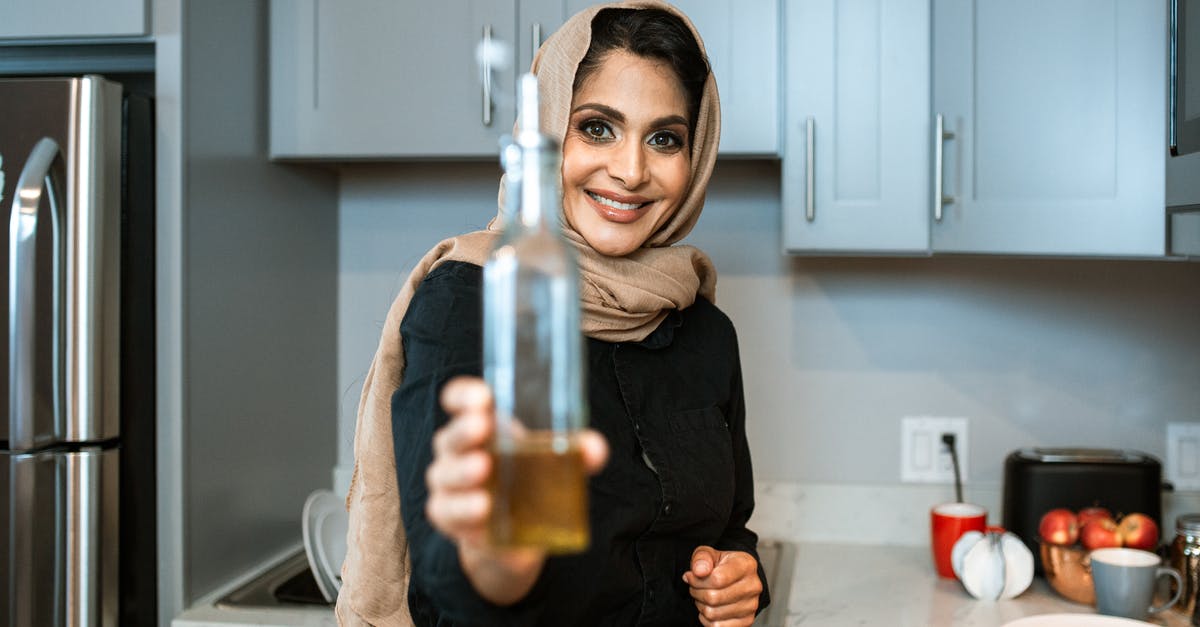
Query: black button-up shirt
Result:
<box><xmin>393</xmin><ymin>261</ymin><xmax>768</xmax><ymax>626</ymax></box>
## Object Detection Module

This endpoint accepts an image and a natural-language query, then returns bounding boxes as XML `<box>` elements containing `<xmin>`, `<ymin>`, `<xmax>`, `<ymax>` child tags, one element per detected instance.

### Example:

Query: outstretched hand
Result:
<box><xmin>425</xmin><ymin>376</ymin><xmax>609</xmax><ymax>605</ymax></box>
<box><xmin>682</xmin><ymin>546</ymin><xmax>762</xmax><ymax>627</ymax></box>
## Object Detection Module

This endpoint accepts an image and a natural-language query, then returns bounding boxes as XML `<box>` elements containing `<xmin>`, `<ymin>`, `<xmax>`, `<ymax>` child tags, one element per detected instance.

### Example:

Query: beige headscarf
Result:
<box><xmin>336</xmin><ymin>2</ymin><xmax>720</xmax><ymax>624</ymax></box>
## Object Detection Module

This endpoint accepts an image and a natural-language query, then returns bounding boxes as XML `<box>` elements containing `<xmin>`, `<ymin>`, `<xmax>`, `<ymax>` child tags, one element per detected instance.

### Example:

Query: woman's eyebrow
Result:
<box><xmin>572</xmin><ymin>103</ymin><xmax>688</xmax><ymax>130</ymax></box>
<box><xmin>573</xmin><ymin>103</ymin><xmax>624</xmax><ymax>122</ymax></box>
<box><xmin>651</xmin><ymin>114</ymin><xmax>688</xmax><ymax>129</ymax></box>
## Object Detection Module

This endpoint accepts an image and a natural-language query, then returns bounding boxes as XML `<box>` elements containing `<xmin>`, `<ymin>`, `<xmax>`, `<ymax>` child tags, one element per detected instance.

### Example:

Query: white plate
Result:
<box><xmin>1002</xmin><ymin>614</ymin><xmax>1156</xmax><ymax>627</ymax></box>
<box><xmin>302</xmin><ymin>489</ymin><xmax>344</xmax><ymax>603</ymax></box>
<box><xmin>316</xmin><ymin>496</ymin><xmax>348</xmax><ymax>592</ymax></box>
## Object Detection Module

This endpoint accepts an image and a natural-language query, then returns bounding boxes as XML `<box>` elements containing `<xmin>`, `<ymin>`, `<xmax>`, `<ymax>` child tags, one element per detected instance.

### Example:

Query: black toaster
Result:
<box><xmin>1001</xmin><ymin>447</ymin><xmax>1162</xmax><ymax>572</ymax></box>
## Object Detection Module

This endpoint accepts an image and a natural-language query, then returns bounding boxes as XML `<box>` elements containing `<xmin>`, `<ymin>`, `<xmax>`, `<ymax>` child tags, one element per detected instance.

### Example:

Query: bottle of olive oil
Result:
<box><xmin>483</xmin><ymin>73</ymin><xmax>588</xmax><ymax>554</ymax></box>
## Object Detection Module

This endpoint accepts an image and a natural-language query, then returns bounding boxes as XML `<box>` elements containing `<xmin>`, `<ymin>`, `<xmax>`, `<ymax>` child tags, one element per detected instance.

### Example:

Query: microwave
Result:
<box><xmin>1169</xmin><ymin>0</ymin><xmax>1200</xmax><ymax>254</ymax></box>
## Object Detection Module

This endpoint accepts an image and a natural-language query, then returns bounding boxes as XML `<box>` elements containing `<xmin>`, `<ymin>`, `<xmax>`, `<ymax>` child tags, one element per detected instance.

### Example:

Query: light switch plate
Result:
<box><xmin>901</xmin><ymin>416</ymin><xmax>968</xmax><ymax>483</ymax></box>
<box><xmin>1166</xmin><ymin>422</ymin><xmax>1200</xmax><ymax>492</ymax></box>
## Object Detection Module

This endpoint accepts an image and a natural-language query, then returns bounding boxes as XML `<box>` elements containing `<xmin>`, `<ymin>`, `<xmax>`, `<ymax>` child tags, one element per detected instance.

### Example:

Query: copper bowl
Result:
<box><xmin>1040</xmin><ymin>541</ymin><xmax>1095</xmax><ymax>605</ymax></box>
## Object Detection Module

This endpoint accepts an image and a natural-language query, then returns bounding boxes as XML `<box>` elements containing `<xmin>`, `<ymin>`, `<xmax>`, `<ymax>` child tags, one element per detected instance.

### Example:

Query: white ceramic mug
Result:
<box><xmin>1089</xmin><ymin>547</ymin><xmax>1183</xmax><ymax>620</ymax></box>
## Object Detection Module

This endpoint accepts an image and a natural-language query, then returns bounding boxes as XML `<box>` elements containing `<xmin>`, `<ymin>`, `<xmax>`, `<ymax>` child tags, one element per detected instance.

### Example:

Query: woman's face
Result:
<box><xmin>561</xmin><ymin>50</ymin><xmax>693</xmax><ymax>257</ymax></box>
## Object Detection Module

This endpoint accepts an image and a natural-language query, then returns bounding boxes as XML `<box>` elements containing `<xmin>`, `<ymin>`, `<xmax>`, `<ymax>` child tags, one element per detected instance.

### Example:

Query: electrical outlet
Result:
<box><xmin>1166</xmin><ymin>422</ymin><xmax>1200</xmax><ymax>492</ymax></box>
<box><xmin>901</xmin><ymin>417</ymin><xmax>968</xmax><ymax>483</ymax></box>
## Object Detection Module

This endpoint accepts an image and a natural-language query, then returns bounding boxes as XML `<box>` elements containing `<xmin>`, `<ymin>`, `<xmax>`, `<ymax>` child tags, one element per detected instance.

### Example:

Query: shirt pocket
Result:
<box><xmin>667</xmin><ymin>406</ymin><xmax>736</xmax><ymax>523</ymax></box>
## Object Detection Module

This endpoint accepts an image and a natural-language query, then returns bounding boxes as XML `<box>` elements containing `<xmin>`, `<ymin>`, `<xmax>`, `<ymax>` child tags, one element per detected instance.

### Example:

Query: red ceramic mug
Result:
<box><xmin>930</xmin><ymin>503</ymin><xmax>987</xmax><ymax>578</ymax></box>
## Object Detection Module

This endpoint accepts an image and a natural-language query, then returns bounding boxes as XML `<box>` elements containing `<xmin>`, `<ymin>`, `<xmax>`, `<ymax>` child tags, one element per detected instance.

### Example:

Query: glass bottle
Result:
<box><xmin>1170</xmin><ymin>513</ymin><xmax>1200</xmax><ymax>619</ymax></box>
<box><xmin>483</xmin><ymin>73</ymin><xmax>588</xmax><ymax>554</ymax></box>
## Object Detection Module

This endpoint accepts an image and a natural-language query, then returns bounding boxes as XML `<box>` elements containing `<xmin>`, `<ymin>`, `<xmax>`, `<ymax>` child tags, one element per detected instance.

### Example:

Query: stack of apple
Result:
<box><xmin>1038</xmin><ymin>507</ymin><xmax>1159</xmax><ymax>551</ymax></box>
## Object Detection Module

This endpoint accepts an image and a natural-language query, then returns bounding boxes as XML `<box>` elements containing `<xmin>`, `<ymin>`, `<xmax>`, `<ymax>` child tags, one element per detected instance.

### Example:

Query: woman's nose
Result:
<box><xmin>607</xmin><ymin>140</ymin><xmax>648</xmax><ymax>188</ymax></box>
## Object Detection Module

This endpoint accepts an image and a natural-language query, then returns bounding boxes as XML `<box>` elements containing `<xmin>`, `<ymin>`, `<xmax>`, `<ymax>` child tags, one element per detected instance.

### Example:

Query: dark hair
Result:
<box><xmin>573</xmin><ymin>8</ymin><xmax>710</xmax><ymax>141</ymax></box>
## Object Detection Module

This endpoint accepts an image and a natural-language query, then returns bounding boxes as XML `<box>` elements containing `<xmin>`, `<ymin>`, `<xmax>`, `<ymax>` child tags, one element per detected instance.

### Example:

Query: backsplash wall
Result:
<box><xmin>337</xmin><ymin>160</ymin><xmax>1200</xmax><ymax>492</ymax></box>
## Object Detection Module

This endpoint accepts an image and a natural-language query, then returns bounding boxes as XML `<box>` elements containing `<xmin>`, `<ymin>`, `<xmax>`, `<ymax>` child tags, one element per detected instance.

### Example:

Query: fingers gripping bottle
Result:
<box><xmin>483</xmin><ymin>73</ymin><xmax>589</xmax><ymax>554</ymax></box>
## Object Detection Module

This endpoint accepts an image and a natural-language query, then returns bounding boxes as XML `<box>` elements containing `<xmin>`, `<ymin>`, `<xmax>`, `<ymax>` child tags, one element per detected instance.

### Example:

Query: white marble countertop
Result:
<box><xmin>782</xmin><ymin>543</ymin><xmax>1191</xmax><ymax>626</ymax></box>
<box><xmin>174</xmin><ymin>542</ymin><xmax>1194</xmax><ymax>627</ymax></box>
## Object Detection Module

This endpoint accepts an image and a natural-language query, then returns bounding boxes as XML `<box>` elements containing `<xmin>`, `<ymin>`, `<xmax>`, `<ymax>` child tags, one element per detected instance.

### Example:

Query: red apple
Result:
<box><xmin>1116</xmin><ymin>513</ymin><xmax>1159</xmax><ymax>551</ymax></box>
<box><xmin>1077</xmin><ymin>506</ymin><xmax>1113</xmax><ymax>528</ymax></box>
<box><xmin>1038</xmin><ymin>508</ymin><xmax>1079</xmax><ymax>545</ymax></box>
<box><xmin>1080</xmin><ymin>518</ymin><xmax>1122</xmax><ymax>550</ymax></box>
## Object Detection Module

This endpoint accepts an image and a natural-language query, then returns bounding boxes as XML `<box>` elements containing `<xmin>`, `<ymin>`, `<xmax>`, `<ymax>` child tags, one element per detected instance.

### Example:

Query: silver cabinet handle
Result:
<box><xmin>9</xmin><ymin>137</ymin><xmax>64</xmax><ymax>450</ymax></box>
<box><xmin>531</xmin><ymin>22</ymin><xmax>542</xmax><ymax>61</ymax></box>
<box><xmin>934</xmin><ymin>114</ymin><xmax>956</xmax><ymax>222</ymax></box>
<box><xmin>1170</xmin><ymin>0</ymin><xmax>1179</xmax><ymax>156</ymax></box>
<box><xmin>805</xmin><ymin>116</ymin><xmax>815</xmax><ymax>221</ymax></box>
<box><xmin>482</xmin><ymin>24</ymin><xmax>494</xmax><ymax>127</ymax></box>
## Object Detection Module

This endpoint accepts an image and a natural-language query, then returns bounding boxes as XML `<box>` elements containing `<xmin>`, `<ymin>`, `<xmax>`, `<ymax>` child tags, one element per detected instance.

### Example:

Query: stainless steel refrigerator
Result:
<box><xmin>0</xmin><ymin>76</ymin><xmax>156</xmax><ymax>626</ymax></box>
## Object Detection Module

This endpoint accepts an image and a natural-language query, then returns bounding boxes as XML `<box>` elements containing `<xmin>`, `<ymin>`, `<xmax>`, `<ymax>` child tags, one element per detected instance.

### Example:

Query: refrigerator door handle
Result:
<box><xmin>9</xmin><ymin>448</ymin><xmax>118</xmax><ymax>627</ymax></box>
<box><xmin>11</xmin><ymin>451</ymin><xmax>63</xmax><ymax>626</ymax></box>
<box><xmin>8</xmin><ymin>137</ymin><xmax>65</xmax><ymax>450</ymax></box>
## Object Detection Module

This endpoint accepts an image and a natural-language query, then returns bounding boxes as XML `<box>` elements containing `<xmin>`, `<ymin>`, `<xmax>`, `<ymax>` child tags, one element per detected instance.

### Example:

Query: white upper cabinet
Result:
<box><xmin>271</xmin><ymin>0</ymin><xmax>779</xmax><ymax>160</ymax></box>
<box><xmin>0</xmin><ymin>0</ymin><xmax>147</xmax><ymax>40</ymax></box>
<box><xmin>932</xmin><ymin>0</ymin><xmax>1166</xmax><ymax>256</ymax></box>
<box><xmin>782</xmin><ymin>0</ymin><xmax>931</xmax><ymax>254</ymax></box>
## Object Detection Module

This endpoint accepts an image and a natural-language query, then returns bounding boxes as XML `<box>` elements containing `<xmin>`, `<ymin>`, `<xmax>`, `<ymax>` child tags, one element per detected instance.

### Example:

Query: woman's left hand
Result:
<box><xmin>682</xmin><ymin>546</ymin><xmax>762</xmax><ymax>626</ymax></box>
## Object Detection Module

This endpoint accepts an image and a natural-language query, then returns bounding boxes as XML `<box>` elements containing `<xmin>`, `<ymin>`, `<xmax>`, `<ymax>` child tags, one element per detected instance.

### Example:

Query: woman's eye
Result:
<box><xmin>648</xmin><ymin>131</ymin><xmax>683</xmax><ymax>149</ymax></box>
<box><xmin>581</xmin><ymin>120</ymin><xmax>613</xmax><ymax>140</ymax></box>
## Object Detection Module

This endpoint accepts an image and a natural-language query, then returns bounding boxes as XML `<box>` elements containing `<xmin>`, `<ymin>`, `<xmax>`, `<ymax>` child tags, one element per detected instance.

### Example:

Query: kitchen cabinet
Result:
<box><xmin>270</xmin><ymin>0</ymin><xmax>522</xmax><ymax>159</ymax></box>
<box><xmin>781</xmin><ymin>0</ymin><xmax>931</xmax><ymax>253</ymax></box>
<box><xmin>932</xmin><ymin>0</ymin><xmax>1165</xmax><ymax>256</ymax></box>
<box><xmin>0</xmin><ymin>0</ymin><xmax>148</xmax><ymax>40</ymax></box>
<box><xmin>567</xmin><ymin>0</ymin><xmax>780</xmax><ymax>156</ymax></box>
<box><xmin>270</xmin><ymin>0</ymin><xmax>778</xmax><ymax>160</ymax></box>
<box><xmin>681</xmin><ymin>0</ymin><xmax>779</xmax><ymax>156</ymax></box>
<box><xmin>784</xmin><ymin>0</ymin><xmax>1168</xmax><ymax>257</ymax></box>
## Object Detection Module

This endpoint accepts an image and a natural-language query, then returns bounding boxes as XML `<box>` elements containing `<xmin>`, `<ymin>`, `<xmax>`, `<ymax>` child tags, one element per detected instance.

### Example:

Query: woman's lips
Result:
<box><xmin>585</xmin><ymin>190</ymin><xmax>653</xmax><ymax>224</ymax></box>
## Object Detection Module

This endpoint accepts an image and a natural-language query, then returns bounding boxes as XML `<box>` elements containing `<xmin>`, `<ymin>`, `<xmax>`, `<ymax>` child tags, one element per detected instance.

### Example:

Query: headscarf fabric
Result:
<box><xmin>336</xmin><ymin>2</ymin><xmax>720</xmax><ymax>624</ymax></box>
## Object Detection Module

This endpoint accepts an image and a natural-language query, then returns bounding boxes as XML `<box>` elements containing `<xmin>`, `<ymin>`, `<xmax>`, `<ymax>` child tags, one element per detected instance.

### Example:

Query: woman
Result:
<box><xmin>337</xmin><ymin>3</ymin><xmax>768</xmax><ymax>625</ymax></box>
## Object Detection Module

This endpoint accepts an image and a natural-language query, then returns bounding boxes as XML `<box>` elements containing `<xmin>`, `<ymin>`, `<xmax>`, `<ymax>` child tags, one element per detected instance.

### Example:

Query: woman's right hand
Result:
<box><xmin>426</xmin><ymin>376</ymin><xmax>609</xmax><ymax>605</ymax></box>
<box><xmin>426</xmin><ymin>376</ymin><xmax>499</xmax><ymax>548</ymax></box>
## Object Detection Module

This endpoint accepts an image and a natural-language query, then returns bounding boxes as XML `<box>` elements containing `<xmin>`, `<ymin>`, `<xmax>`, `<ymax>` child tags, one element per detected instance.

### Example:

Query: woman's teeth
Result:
<box><xmin>588</xmin><ymin>191</ymin><xmax>646</xmax><ymax>211</ymax></box>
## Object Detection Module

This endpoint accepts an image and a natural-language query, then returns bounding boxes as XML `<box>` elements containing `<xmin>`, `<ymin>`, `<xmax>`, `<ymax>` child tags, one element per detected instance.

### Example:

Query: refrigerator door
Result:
<box><xmin>0</xmin><ymin>446</ymin><xmax>118</xmax><ymax>627</ymax></box>
<box><xmin>2</xmin><ymin>76</ymin><xmax>122</xmax><ymax>448</ymax></box>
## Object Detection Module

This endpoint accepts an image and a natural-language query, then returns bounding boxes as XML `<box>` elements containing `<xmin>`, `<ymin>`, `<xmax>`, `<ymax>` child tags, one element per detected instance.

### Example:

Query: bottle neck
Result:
<box><xmin>515</xmin><ymin>133</ymin><xmax>561</xmax><ymax>231</ymax></box>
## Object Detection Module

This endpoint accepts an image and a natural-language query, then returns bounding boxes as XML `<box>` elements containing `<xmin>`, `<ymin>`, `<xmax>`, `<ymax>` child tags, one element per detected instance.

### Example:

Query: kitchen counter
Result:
<box><xmin>174</xmin><ymin>543</ymin><xmax>1195</xmax><ymax>627</ymax></box>
<box><xmin>784</xmin><ymin>543</ymin><xmax>1192</xmax><ymax>626</ymax></box>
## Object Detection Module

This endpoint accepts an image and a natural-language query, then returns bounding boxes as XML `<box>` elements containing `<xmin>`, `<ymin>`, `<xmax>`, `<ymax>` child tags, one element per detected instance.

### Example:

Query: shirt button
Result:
<box><xmin>663</xmin><ymin>503</ymin><xmax>672</xmax><ymax>515</ymax></box>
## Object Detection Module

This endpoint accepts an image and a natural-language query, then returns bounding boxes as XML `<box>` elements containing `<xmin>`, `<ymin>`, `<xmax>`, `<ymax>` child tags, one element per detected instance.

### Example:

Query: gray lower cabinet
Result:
<box><xmin>782</xmin><ymin>0</ymin><xmax>931</xmax><ymax>254</ymax></box>
<box><xmin>270</xmin><ymin>0</ymin><xmax>778</xmax><ymax>160</ymax></box>
<box><xmin>0</xmin><ymin>0</ymin><xmax>147</xmax><ymax>40</ymax></box>
<box><xmin>932</xmin><ymin>0</ymin><xmax>1166</xmax><ymax>257</ymax></box>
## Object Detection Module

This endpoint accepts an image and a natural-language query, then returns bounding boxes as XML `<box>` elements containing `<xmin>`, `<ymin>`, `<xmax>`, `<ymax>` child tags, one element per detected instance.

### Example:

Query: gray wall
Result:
<box><xmin>180</xmin><ymin>0</ymin><xmax>338</xmax><ymax>602</ymax></box>
<box><xmin>337</xmin><ymin>160</ymin><xmax>1200</xmax><ymax>489</ymax></box>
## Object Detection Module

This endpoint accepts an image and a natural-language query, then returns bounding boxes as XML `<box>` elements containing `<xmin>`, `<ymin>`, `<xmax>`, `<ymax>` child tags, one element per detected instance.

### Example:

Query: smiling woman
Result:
<box><xmin>336</xmin><ymin>3</ymin><xmax>769</xmax><ymax>626</ymax></box>
<box><xmin>562</xmin><ymin>50</ymin><xmax>693</xmax><ymax>256</ymax></box>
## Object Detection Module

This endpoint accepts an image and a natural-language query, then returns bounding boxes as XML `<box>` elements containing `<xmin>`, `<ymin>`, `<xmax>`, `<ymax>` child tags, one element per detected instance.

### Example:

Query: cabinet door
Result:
<box><xmin>271</xmin><ymin>0</ymin><xmax>517</xmax><ymax>159</ymax></box>
<box><xmin>0</xmin><ymin>0</ymin><xmax>147</xmax><ymax>40</ymax></box>
<box><xmin>782</xmin><ymin>0</ymin><xmax>931</xmax><ymax>254</ymax></box>
<box><xmin>933</xmin><ymin>0</ymin><xmax>1166</xmax><ymax>256</ymax></box>
<box><xmin>564</xmin><ymin>0</ymin><xmax>779</xmax><ymax>156</ymax></box>
<box><xmin>517</xmin><ymin>0</ymin><xmax>568</xmax><ymax>76</ymax></box>
<box><xmin>672</xmin><ymin>0</ymin><xmax>779</xmax><ymax>156</ymax></box>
